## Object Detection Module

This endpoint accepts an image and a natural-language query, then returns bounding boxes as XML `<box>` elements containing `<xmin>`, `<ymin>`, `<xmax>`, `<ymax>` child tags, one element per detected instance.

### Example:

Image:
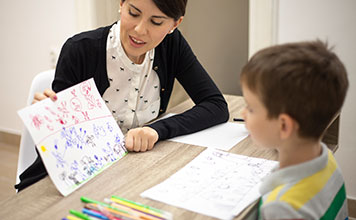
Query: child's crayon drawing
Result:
<box><xmin>18</xmin><ymin>78</ymin><xmax>127</xmax><ymax>196</ymax></box>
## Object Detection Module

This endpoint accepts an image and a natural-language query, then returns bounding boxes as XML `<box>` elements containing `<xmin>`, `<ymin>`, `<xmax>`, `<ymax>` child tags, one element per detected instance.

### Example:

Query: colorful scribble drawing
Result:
<box><xmin>51</xmin><ymin>146</ymin><xmax>66</xmax><ymax>169</ymax></box>
<box><xmin>43</xmin><ymin>115</ymin><xmax>55</xmax><ymax>131</ymax></box>
<box><xmin>107</xmin><ymin>122</ymin><xmax>113</xmax><ymax>132</ymax></box>
<box><xmin>93</xmin><ymin>124</ymin><xmax>107</xmax><ymax>139</ymax></box>
<box><xmin>57</xmin><ymin>101</ymin><xmax>71</xmax><ymax>121</ymax></box>
<box><xmin>81</xmin><ymin>155</ymin><xmax>97</xmax><ymax>176</ymax></box>
<box><xmin>103</xmin><ymin>142</ymin><xmax>116</xmax><ymax>162</ymax></box>
<box><xmin>44</xmin><ymin>106</ymin><xmax>65</xmax><ymax>126</ymax></box>
<box><xmin>30</xmin><ymin>114</ymin><xmax>44</xmax><ymax>130</ymax></box>
<box><xmin>69</xmin><ymin>88</ymin><xmax>91</xmax><ymax>121</ymax></box>
<box><xmin>72</xmin><ymin>115</ymin><xmax>80</xmax><ymax>124</ymax></box>
<box><xmin>85</xmin><ymin>134</ymin><xmax>96</xmax><ymax>148</ymax></box>
<box><xmin>70</xmin><ymin>97</ymin><xmax>82</xmax><ymax>112</ymax></box>
<box><xmin>80</xmin><ymin>81</ymin><xmax>92</xmax><ymax>95</ymax></box>
<box><xmin>80</xmin><ymin>80</ymin><xmax>102</xmax><ymax>110</ymax></box>
<box><xmin>18</xmin><ymin>78</ymin><xmax>127</xmax><ymax>196</ymax></box>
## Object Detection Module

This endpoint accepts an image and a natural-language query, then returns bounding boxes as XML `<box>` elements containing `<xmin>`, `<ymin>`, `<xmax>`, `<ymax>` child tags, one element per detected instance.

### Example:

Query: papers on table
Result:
<box><xmin>169</xmin><ymin>121</ymin><xmax>249</xmax><ymax>151</ymax></box>
<box><xmin>141</xmin><ymin>148</ymin><xmax>277</xmax><ymax>220</ymax></box>
<box><xmin>18</xmin><ymin>78</ymin><xmax>127</xmax><ymax>196</ymax></box>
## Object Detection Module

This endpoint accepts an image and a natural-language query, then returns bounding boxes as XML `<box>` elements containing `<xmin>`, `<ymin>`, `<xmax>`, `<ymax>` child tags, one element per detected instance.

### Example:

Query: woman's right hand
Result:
<box><xmin>32</xmin><ymin>88</ymin><xmax>58</xmax><ymax>104</ymax></box>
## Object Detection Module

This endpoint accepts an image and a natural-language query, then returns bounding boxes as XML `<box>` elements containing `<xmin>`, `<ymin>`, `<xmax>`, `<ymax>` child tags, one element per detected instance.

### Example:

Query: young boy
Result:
<box><xmin>240</xmin><ymin>40</ymin><xmax>349</xmax><ymax>219</ymax></box>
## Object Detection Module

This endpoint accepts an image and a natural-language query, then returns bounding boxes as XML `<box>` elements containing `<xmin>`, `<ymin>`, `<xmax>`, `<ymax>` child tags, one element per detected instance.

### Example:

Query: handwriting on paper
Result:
<box><xmin>141</xmin><ymin>148</ymin><xmax>277</xmax><ymax>220</ymax></box>
<box><xmin>18</xmin><ymin>78</ymin><xmax>127</xmax><ymax>196</ymax></box>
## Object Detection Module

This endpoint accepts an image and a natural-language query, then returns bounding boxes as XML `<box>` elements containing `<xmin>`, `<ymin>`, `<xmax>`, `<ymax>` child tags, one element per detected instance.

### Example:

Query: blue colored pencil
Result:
<box><xmin>82</xmin><ymin>208</ymin><xmax>109</xmax><ymax>220</ymax></box>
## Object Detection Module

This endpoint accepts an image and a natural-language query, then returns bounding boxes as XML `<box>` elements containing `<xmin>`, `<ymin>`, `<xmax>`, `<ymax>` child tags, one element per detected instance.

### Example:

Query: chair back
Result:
<box><xmin>16</xmin><ymin>69</ymin><xmax>55</xmax><ymax>185</ymax></box>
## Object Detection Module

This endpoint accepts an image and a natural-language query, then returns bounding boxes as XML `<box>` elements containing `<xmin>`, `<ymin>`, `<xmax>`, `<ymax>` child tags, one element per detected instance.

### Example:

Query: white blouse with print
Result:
<box><xmin>102</xmin><ymin>21</ymin><xmax>161</xmax><ymax>133</ymax></box>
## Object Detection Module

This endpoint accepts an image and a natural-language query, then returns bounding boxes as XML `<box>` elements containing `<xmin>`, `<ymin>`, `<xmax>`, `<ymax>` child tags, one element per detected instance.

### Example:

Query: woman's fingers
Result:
<box><xmin>32</xmin><ymin>92</ymin><xmax>47</xmax><ymax>104</ymax></box>
<box><xmin>125</xmin><ymin>127</ymin><xmax>159</xmax><ymax>152</ymax></box>
<box><xmin>44</xmin><ymin>89</ymin><xmax>58</xmax><ymax>101</ymax></box>
<box><xmin>32</xmin><ymin>89</ymin><xmax>57</xmax><ymax>104</ymax></box>
<box><xmin>125</xmin><ymin>134</ymin><xmax>134</xmax><ymax>151</ymax></box>
<box><xmin>133</xmin><ymin>135</ymin><xmax>142</xmax><ymax>152</ymax></box>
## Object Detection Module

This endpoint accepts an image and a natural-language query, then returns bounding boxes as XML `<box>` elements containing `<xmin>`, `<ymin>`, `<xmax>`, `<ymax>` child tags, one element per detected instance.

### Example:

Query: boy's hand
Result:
<box><xmin>125</xmin><ymin>127</ymin><xmax>159</xmax><ymax>152</ymax></box>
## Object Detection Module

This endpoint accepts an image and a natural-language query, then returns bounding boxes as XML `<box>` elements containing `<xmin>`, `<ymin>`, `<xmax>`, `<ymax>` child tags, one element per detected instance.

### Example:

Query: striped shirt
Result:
<box><xmin>258</xmin><ymin>143</ymin><xmax>348</xmax><ymax>220</ymax></box>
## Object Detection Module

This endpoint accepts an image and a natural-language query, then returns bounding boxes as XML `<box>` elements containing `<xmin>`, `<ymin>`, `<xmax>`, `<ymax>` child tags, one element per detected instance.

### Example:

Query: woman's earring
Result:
<box><xmin>169</xmin><ymin>29</ymin><xmax>174</xmax><ymax>34</ymax></box>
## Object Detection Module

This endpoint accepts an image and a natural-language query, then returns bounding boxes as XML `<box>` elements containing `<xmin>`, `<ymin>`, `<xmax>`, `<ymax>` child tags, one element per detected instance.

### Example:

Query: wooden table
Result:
<box><xmin>0</xmin><ymin>95</ymin><xmax>278</xmax><ymax>220</ymax></box>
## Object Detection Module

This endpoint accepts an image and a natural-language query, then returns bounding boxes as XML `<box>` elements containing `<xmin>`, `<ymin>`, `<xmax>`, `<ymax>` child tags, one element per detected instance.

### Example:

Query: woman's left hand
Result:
<box><xmin>125</xmin><ymin>127</ymin><xmax>159</xmax><ymax>152</ymax></box>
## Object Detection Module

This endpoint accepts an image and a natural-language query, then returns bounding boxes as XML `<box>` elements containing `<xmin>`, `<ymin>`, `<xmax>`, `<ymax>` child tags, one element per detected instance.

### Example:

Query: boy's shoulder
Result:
<box><xmin>259</xmin><ymin>144</ymin><xmax>347</xmax><ymax>219</ymax></box>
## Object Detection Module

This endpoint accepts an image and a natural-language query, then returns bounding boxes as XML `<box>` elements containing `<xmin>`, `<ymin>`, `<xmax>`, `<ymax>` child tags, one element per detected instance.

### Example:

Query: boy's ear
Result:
<box><xmin>278</xmin><ymin>113</ymin><xmax>298</xmax><ymax>140</ymax></box>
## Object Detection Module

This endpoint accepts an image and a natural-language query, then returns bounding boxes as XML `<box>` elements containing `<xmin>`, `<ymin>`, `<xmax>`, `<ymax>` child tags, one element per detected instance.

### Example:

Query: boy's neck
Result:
<box><xmin>277</xmin><ymin>138</ymin><xmax>322</xmax><ymax>169</ymax></box>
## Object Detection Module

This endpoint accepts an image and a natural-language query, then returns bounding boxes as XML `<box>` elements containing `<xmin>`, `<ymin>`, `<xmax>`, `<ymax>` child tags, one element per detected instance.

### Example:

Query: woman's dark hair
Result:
<box><xmin>122</xmin><ymin>0</ymin><xmax>187</xmax><ymax>21</ymax></box>
<box><xmin>152</xmin><ymin>0</ymin><xmax>187</xmax><ymax>21</ymax></box>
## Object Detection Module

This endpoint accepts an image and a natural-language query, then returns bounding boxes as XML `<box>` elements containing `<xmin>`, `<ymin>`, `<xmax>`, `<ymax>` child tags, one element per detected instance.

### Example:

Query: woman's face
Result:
<box><xmin>120</xmin><ymin>0</ymin><xmax>182</xmax><ymax>64</ymax></box>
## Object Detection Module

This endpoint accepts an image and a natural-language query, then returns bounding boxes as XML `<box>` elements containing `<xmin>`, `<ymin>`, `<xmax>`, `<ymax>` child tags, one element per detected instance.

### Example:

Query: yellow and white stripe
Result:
<box><xmin>259</xmin><ymin>143</ymin><xmax>348</xmax><ymax>219</ymax></box>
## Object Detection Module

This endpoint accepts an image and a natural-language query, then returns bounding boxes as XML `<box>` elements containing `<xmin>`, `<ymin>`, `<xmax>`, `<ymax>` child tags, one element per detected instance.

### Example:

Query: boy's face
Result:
<box><xmin>241</xmin><ymin>83</ymin><xmax>280</xmax><ymax>149</ymax></box>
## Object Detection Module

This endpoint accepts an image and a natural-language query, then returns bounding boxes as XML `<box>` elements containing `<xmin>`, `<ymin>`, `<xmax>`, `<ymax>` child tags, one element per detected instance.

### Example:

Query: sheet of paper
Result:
<box><xmin>141</xmin><ymin>149</ymin><xmax>277</xmax><ymax>220</ymax></box>
<box><xmin>169</xmin><ymin>121</ymin><xmax>249</xmax><ymax>151</ymax></box>
<box><xmin>18</xmin><ymin>78</ymin><xmax>127</xmax><ymax>196</ymax></box>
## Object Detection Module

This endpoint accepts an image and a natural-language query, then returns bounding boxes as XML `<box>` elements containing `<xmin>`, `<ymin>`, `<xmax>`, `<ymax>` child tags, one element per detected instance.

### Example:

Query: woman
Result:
<box><xmin>15</xmin><ymin>0</ymin><xmax>229</xmax><ymax>191</ymax></box>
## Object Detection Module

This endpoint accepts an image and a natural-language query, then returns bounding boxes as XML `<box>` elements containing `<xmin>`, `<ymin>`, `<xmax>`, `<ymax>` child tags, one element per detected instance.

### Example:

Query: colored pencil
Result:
<box><xmin>104</xmin><ymin>198</ymin><xmax>163</xmax><ymax>220</ymax></box>
<box><xmin>82</xmin><ymin>208</ymin><xmax>109</xmax><ymax>220</ymax></box>
<box><xmin>69</xmin><ymin>209</ymin><xmax>93</xmax><ymax>220</ymax></box>
<box><xmin>81</xmin><ymin>197</ymin><xmax>130</xmax><ymax>216</ymax></box>
<box><xmin>66</xmin><ymin>216</ymin><xmax>83</xmax><ymax>220</ymax></box>
<box><xmin>110</xmin><ymin>196</ymin><xmax>172</xmax><ymax>220</ymax></box>
<box><xmin>85</xmin><ymin>203</ymin><xmax>138</xmax><ymax>220</ymax></box>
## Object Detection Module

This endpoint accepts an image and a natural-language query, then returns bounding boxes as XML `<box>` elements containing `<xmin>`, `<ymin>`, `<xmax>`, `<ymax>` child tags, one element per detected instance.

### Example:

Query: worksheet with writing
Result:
<box><xmin>18</xmin><ymin>78</ymin><xmax>127</xmax><ymax>196</ymax></box>
<box><xmin>141</xmin><ymin>148</ymin><xmax>277</xmax><ymax>220</ymax></box>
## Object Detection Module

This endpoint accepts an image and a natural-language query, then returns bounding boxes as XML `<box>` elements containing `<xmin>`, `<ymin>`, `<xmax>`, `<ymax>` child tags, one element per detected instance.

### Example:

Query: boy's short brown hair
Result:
<box><xmin>240</xmin><ymin>40</ymin><xmax>348</xmax><ymax>140</ymax></box>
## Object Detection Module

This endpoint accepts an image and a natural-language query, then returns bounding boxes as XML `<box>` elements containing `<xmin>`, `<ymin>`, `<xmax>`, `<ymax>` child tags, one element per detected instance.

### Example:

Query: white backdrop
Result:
<box><xmin>0</xmin><ymin>0</ymin><xmax>77</xmax><ymax>134</ymax></box>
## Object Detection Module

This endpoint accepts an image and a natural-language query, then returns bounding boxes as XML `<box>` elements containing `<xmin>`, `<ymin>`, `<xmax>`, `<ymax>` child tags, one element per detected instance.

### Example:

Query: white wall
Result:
<box><xmin>250</xmin><ymin>0</ymin><xmax>356</xmax><ymax>198</ymax></box>
<box><xmin>0</xmin><ymin>1</ymin><xmax>77</xmax><ymax>134</ymax></box>
<box><xmin>75</xmin><ymin>0</ymin><xmax>119</xmax><ymax>31</ymax></box>
<box><xmin>248</xmin><ymin>0</ymin><xmax>278</xmax><ymax>58</ymax></box>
